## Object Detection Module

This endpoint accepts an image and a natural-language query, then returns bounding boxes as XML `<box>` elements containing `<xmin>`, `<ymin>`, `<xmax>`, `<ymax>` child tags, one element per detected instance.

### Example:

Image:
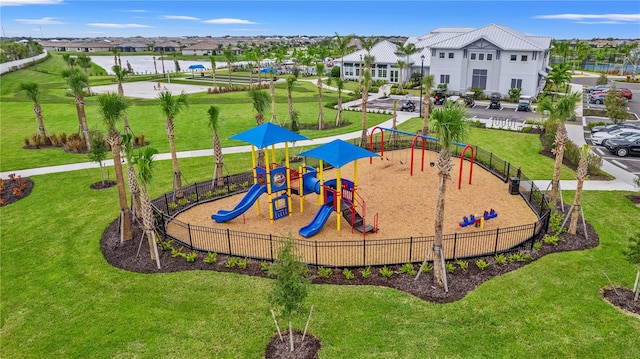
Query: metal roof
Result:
<box><xmin>429</xmin><ymin>24</ymin><xmax>551</xmax><ymax>51</ymax></box>
<box><xmin>341</xmin><ymin>40</ymin><xmax>401</xmax><ymax>64</ymax></box>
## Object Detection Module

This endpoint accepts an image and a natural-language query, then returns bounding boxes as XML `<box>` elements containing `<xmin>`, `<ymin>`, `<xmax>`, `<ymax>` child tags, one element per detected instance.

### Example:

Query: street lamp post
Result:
<box><xmin>419</xmin><ymin>54</ymin><xmax>425</xmax><ymax>117</ymax></box>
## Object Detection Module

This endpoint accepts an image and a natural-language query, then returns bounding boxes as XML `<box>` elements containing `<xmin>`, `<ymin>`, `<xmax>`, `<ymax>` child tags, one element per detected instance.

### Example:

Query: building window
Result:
<box><xmin>521</xmin><ymin>55</ymin><xmax>528</xmax><ymax>61</ymax></box>
<box><xmin>470</xmin><ymin>53</ymin><xmax>476</xmax><ymax>60</ymax></box>
<box><xmin>463</xmin><ymin>49</ymin><xmax>467</xmax><ymax>58</ymax></box>
<box><xmin>377</xmin><ymin>64</ymin><xmax>387</xmax><ymax>78</ymax></box>
<box><xmin>487</xmin><ymin>53</ymin><xmax>493</xmax><ymax>61</ymax></box>
<box><xmin>496</xmin><ymin>50</ymin><xmax>500</xmax><ymax>60</ymax></box>
<box><xmin>511</xmin><ymin>79</ymin><xmax>523</xmax><ymax>89</ymax></box>
<box><xmin>439</xmin><ymin>52</ymin><xmax>445</xmax><ymax>58</ymax></box>
<box><xmin>440</xmin><ymin>74</ymin><xmax>450</xmax><ymax>84</ymax></box>
<box><xmin>448</xmin><ymin>52</ymin><xmax>454</xmax><ymax>59</ymax></box>
<box><xmin>431</xmin><ymin>49</ymin><xmax>436</xmax><ymax>57</ymax></box>
<box><xmin>471</xmin><ymin>69</ymin><xmax>487</xmax><ymax>89</ymax></box>
<box><xmin>510</xmin><ymin>54</ymin><xmax>517</xmax><ymax>61</ymax></box>
<box><xmin>355</xmin><ymin>68</ymin><xmax>360</xmax><ymax>76</ymax></box>
<box><xmin>533</xmin><ymin>52</ymin><xmax>537</xmax><ymax>60</ymax></box>
<box><xmin>479</xmin><ymin>53</ymin><xmax>485</xmax><ymax>60</ymax></box>
<box><xmin>390</xmin><ymin>70</ymin><xmax>398</xmax><ymax>83</ymax></box>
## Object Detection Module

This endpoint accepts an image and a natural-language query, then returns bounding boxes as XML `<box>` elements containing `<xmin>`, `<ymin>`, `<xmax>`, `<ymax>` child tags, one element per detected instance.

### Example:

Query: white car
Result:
<box><xmin>591</xmin><ymin>128</ymin><xmax>640</xmax><ymax>145</ymax></box>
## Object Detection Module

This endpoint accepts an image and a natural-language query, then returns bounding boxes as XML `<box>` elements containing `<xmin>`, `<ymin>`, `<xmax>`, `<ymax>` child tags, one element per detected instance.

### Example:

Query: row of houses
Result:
<box><xmin>335</xmin><ymin>23</ymin><xmax>552</xmax><ymax>98</ymax></box>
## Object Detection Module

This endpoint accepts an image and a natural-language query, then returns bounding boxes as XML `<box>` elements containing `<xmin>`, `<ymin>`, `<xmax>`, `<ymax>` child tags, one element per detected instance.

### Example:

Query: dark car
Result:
<box><xmin>605</xmin><ymin>134</ymin><xmax>640</xmax><ymax>150</ymax></box>
<box><xmin>585</xmin><ymin>84</ymin><xmax>611</xmax><ymax>94</ymax></box>
<box><xmin>588</xmin><ymin>93</ymin><xmax>607</xmax><ymax>104</ymax></box>
<box><xmin>606</xmin><ymin>138</ymin><xmax>640</xmax><ymax>157</ymax></box>
<box><xmin>489</xmin><ymin>92</ymin><xmax>501</xmax><ymax>109</ymax></box>
<box><xmin>591</xmin><ymin>123</ymin><xmax>640</xmax><ymax>134</ymax></box>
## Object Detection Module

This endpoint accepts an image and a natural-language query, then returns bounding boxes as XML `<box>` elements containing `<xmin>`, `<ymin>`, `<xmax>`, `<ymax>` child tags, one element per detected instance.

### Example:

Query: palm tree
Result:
<box><xmin>97</xmin><ymin>92</ymin><xmax>132</xmax><ymax>242</ymax></box>
<box><xmin>316</xmin><ymin>62</ymin><xmax>326</xmax><ymax>130</ymax></box>
<box><xmin>624</xmin><ymin>47</ymin><xmax>640</xmax><ymax>80</ymax></box>
<box><xmin>427</xmin><ymin>101</ymin><xmax>469</xmax><ymax>287</ymax></box>
<box><xmin>421</xmin><ymin>74</ymin><xmax>435</xmax><ymax>136</ymax></box>
<box><xmin>573</xmin><ymin>40</ymin><xmax>591</xmax><ymax>71</ymax></box>
<box><xmin>536</xmin><ymin>91</ymin><xmax>581</xmax><ymax>207</ymax></box>
<box><xmin>243</xmin><ymin>50</ymin><xmax>256</xmax><ymax>88</ymax></box>
<box><xmin>552</xmin><ymin>40</ymin><xmax>571</xmax><ymax>63</ymax></box>
<box><xmin>285</xmin><ymin>75</ymin><xmax>298</xmax><ymax>127</ymax></box>
<box><xmin>61</xmin><ymin>67</ymin><xmax>91</xmax><ymax>150</ymax></box>
<box><xmin>121</xmin><ymin>133</ymin><xmax>142</xmax><ymax>219</ymax></box>
<box><xmin>152</xmin><ymin>56</ymin><xmax>158</xmax><ymax>76</ymax></box>
<box><xmin>159</xmin><ymin>49</ymin><xmax>167</xmax><ymax>81</ymax></box>
<box><xmin>335</xmin><ymin>78</ymin><xmax>344</xmax><ymax>126</ymax></box>
<box><xmin>207</xmin><ymin>106</ymin><xmax>225</xmax><ymax>187</ymax></box>
<box><xmin>19</xmin><ymin>82</ymin><xmax>49</xmax><ymax>145</ymax></box>
<box><xmin>269</xmin><ymin>67</ymin><xmax>278</xmax><ymax>124</ymax></box>
<box><xmin>111</xmin><ymin>48</ymin><xmax>120</xmax><ymax>67</ymax></box>
<box><xmin>131</xmin><ymin>146</ymin><xmax>161</xmax><ymax>269</ymax></box>
<box><xmin>112</xmin><ymin>65</ymin><xmax>133</xmax><ymax>133</ymax></box>
<box><xmin>209</xmin><ymin>55</ymin><xmax>218</xmax><ymax>88</ymax></box>
<box><xmin>61</xmin><ymin>53</ymin><xmax>76</xmax><ymax>68</ymax></box>
<box><xmin>568</xmin><ymin>144</ymin><xmax>589</xmax><ymax>235</ymax></box>
<box><xmin>223</xmin><ymin>44</ymin><xmax>236</xmax><ymax>90</ymax></box>
<box><xmin>76</xmin><ymin>54</ymin><xmax>92</xmax><ymax>75</ymax></box>
<box><xmin>157</xmin><ymin>90</ymin><xmax>189</xmax><ymax>197</ymax></box>
<box><xmin>333</xmin><ymin>32</ymin><xmax>355</xmax><ymax>80</ymax></box>
<box><xmin>546</xmin><ymin>63</ymin><xmax>573</xmax><ymax>98</ymax></box>
<box><xmin>248</xmin><ymin>89</ymin><xmax>270</xmax><ymax>167</ymax></box>
<box><xmin>395</xmin><ymin>60</ymin><xmax>406</xmax><ymax>92</ymax></box>
<box><xmin>359</xmin><ymin>70</ymin><xmax>372</xmax><ymax>148</ymax></box>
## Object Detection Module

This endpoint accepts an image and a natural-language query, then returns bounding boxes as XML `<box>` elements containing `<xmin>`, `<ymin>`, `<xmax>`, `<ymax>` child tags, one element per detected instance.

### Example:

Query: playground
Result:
<box><xmin>172</xmin><ymin>149</ymin><xmax>537</xmax><ymax>242</ymax></box>
<box><xmin>165</xmin><ymin>125</ymin><xmax>539</xmax><ymax>266</ymax></box>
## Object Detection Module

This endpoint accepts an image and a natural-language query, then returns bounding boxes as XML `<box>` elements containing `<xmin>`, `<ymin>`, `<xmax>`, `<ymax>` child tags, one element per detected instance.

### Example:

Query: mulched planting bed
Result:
<box><xmin>0</xmin><ymin>175</ymin><xmax>34</xmax><ymax>207</ymax></box>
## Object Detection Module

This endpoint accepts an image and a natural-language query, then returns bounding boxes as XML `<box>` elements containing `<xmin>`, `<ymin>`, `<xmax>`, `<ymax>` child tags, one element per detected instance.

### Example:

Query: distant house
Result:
<box><xmin>116</xmin><ymin>42</ymin><xmax>148</xmax><ymax>53</ymax></box>
<box><xmin>182</xmin><ymin>42</ymin><xmax>219</xmax><ymax>56</ymax></box>
<box><xmin>335</xmin><ymin>24</ymin><xmax>552</xmax><ymax>98</ymax></box>
<box><xmin>38</xmin><ymin>40</ymin><xmax>113</xmax><ymax>52</ymax></box>
<box><xmin>153</xmin><ymin>41</ymin><xmax>181</xmax><ymax>53</ymax></box>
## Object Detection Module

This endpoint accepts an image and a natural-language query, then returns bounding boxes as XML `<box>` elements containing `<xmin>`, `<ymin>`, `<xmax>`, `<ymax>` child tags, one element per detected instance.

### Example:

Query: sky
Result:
<box><xmin>1</xmin><ymin>0</ymin><xmax>639</xmax><ymax>40</ymax></box>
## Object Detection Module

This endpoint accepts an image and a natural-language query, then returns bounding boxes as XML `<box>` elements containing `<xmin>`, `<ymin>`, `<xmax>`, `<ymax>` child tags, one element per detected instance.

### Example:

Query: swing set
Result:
<box><xmin>368</xmin><ymin>126</ymin><xmax>475</xmax><ymax>188</ymax></box>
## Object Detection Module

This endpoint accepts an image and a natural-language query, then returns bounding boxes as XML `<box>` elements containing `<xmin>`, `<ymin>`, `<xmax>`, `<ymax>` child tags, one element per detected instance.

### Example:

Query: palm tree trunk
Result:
<box><xmin>111</xmin><ymin>140</ymin><xmax>132</xmax><ymax>241</ymax></box>
<box><xmin>213</xmin><ymin>133</ymin><xmax>224</xmax><ymax>187</ymax></box>
<box><xmin>433</xmin><ymin>151</ymin><xmax>452</xmax><ymax>287</ymax></box>
<box><xmin>166</xmin><ymin>118</ymin><xmax>183</xmax><ymax>197</ymax></box>
<box><xmin>270</xmin><ymin>79</ymin><xmax>277</xmax><ymax>123</ymax></box>
<box><xmin>34</xmin><ymin>102</ymin><xmax>48</xmax><ymax>144</ymax></box>
<box><xmin>127</xmin><ymin>166</ymin><xmax>142</xmax><ymax>219</ymax></box>
<box><xmin>549</xmin><ymin>126</ymin><xmax>567</xmax><ymax>206</ymax></box>
<box><xmin>140</xmin><ymin>187</ymin><xmax>160</xmax><ymax>269</ymax></box>
<box><xmin>227</xmin><ymin>61</ymin><xmax>232</xmax><ymax>90</ymax></box>
<box><xmin>337</xmin><ymin>95</ymin><xmax>343</xmax><ymax>126</ymax></box>
<box><xmin>75</xmin><ymin>97</ymin><xmax>91</xmax><ymax>151</ymax></box>
<box><xmin>422</xmin><ymin>95</ymin><xmax>431</xmax><ymax>135</ymax></box>
<box><xmin>317</xmin><ymin>78</ymin><xmax>324</xmax><ymax>130</ymax></box>
<box><xmin>360</xmin><ymin>89</ymin><xmax>369</xmax><ymax>148</ymax></box>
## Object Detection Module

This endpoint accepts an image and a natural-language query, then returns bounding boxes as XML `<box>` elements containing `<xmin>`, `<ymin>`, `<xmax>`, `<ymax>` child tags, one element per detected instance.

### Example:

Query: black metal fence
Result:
<box><xmin>151</xmin><ymin>138</ymin><xmax>551</xmax><ymax>267</ymax></box>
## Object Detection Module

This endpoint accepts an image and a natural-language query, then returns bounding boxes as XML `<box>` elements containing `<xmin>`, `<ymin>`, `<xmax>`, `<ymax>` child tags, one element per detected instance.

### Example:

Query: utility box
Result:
<box><xmin>509</xmin><ymin>177</ymin><xmax>520</xmax><ymax>195</ymax></box>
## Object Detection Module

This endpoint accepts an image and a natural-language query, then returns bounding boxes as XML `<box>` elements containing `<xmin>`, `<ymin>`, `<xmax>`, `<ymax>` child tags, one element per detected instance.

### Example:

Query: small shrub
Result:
<box><xmin>533</xmin><ymin>241</ymin><xmax>543</xmax><ymax>251</ymax></box>
<box><xmin>237</xmin><ymin>258</ymin><xmax>247</xmax><ymax>269</ymax></box>
<box><xmin>177</xmin><ymin>198</ymin><xmax>188</xmax><ymax>206</ymax></box>
<box><xmin>203</xmin><ymin>252</ymin><xmax>217</xmax><ymax>264</ymax></box>
<box><xmin>508</xmin><ymin>252</ymin><xmax>524</xmax><ymax>262</ymax></box>
<box><xmin>456</xmin><ymin>259</ymin><xmax>469</xmax><ymax>272</ymax></box>
<box><xmin>495</xmin><ymin>253</ymin><xmax>507</xmax><ymax>265</ymax></box>
<box><xmin>379</xmin><ymin>266</ymin><xmax>394</xmax><ymax>278</ymax></box>
<box><xmin>342</xmin><ymin>268</ymin><xmax>355</xmax><ymax>280</ymax></box>
<box><xmin>185</xmin><ymin>251</ymin><xmax>198</xmax><ymax>262</ymax></box>
<box><xmin>475</xmin><ymin>259</ymin><xmax>489</xmax><ymax>271</ymax></box>
<box><xmin>399</xmin><ymin>263</ymin><xmax>417</xmax><ymax>276</ymax></box>
<box><xmin>204</xmin><ymin>190</ymin><xmax>214</xmax><ymax>198</ymax></box>
<box><xmin>549</xmin><ymin>211</ymin><xmax>566</xmax><ymax>235</ymax></box>
<box><xmin>158</xmin><ymin>240</ymin><xmax>173</xmax><ymax>251</ymax></box>
<box><xmin>225</xmin><ymin>256</ymin><xmax>240</xmax><ymax>268</ymax></box>
<box><xmin>171</xmin><ymin>246</ymin><xmax>185</xmax><ymax>258</ymax></box>
<box><xmin>360</xmin><ymin>266</ymin><xmax>372</xmax><ymax>278</ymax></box>
<box><xmin>260</xmin><ymin>261</ymin><xmax>270</xmax><ymax>271</ymax></box>
<box><xmin>420</xmin><ymin>262</ymin><xmax>434</xmax><ymax>273</ymax></box>
<box><xmin>543</xmin><ymin>234</ymin><xmax>563</xmax><ymax>246</ymax></box>
<box><xmin>317</xmin><ymin>267</ymin><xmax>333</xmax><ymax>278</ymax></box>
<box><xmin>168</xmin><ymin>202</ymin><xmax>178</xmax><ymax>210</ymax></box>
<box><xmin>189</xmin><ymin>193</ymin><xmax>198</xmax><ymax>202</ymax></box>
<box><xmin>445</xmin><ymin>262</ymin><xmax>456</xmax><ymax>273</ymax></box>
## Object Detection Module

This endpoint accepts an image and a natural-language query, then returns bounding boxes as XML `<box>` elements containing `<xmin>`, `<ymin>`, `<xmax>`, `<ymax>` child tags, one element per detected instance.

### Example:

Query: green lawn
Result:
<box><xmin>2</xmin><ymin>55</ymin><xmax>639</xmax><ymax>358</ymax></box>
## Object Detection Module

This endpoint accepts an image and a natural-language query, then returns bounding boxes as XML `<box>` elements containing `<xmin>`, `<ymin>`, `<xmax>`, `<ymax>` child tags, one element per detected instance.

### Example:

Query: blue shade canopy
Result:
<box><xmin>229</xmin><ymin>122</ymin><xmax>309</xmax><ymax>149</ymax></box>
<box><xmin>188</xmin><ymin>64</ymin><xmax>205</xmax><ymax>69</ymax></box>
<box><xmin>298</xmin><ymin>139</ymin><xmax>380</xmax><ymax>169</ymax></box>
<box><xmin>261</xmin><ymin>67</ymin><xmax>278</xmax><ymax>73</ymax></box>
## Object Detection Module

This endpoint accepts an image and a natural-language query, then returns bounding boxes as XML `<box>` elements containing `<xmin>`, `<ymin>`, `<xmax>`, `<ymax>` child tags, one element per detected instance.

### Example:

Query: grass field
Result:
<box><xmin>1</xmin><ymin>55</ymin><xmax>639</xmax><ymax>358</ymax></box>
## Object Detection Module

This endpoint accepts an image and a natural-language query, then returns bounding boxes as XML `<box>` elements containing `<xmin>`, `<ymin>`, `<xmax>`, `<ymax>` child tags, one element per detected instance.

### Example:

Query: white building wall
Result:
<box><xmin>499</xmin><ymin>51</ymin><xmax>540</xmax><ymax>97</ymax></box>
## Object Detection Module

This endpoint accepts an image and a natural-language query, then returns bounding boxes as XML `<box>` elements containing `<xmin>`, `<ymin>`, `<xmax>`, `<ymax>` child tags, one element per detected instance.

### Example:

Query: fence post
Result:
<box><xmin>409</xmin><ymin>237</ymin><xmax>413</xmax><ymax>262</ymax></box>
<box><xmin>270</xmin><ymin>234</ymin><xmax>273</xmax><ymax>261</ymax></box>
<box><xmin>505</xmin><ymin>163</ymin><xmax>511</xmax><ymax>183</ymax></box>
<box><xmin>315</xmin><ymin>241</ymin><xmax>319</xmax><ymax>268</ymax></box>
<box><xmin>531</xmin><ymin>221</ymin><xmax>538</xmax><ymax>249</ymax></box>
<box><xmin>494</xmin><ymin>228</ymin><xmax>500</xmax><ymax>254</ymax></box>
<box><xmin>195</xmin><ymin>182</ymin><xmax>199</xmax><ymax>202</ymax></box>
<box><xmin>453</xmin><ymin>233</ymin><xmax>457</xmax><ymax>259</ymax></box>
<box><xmin>164</xmin><ymin>193</ymin><xmax>169</xmax><ymax>214</ymax></box>
<box><xmin>188</xmin><ymin>223</ymin><xmax>193</xmax><ymax>248</ymax></box>
<box><xmin>489</xmin><ymin>152</ymin><xmax>493</xmax><ymax>170</ymax></box>
<box><xmin>227</xmin><ymin>228</ymin><xmax>231</xmax><ymax>254</ymax></box>
<box><xmin>363</xmin><ymin>239</ymin><xmax>366</xmax><ymax>267</ymax></box>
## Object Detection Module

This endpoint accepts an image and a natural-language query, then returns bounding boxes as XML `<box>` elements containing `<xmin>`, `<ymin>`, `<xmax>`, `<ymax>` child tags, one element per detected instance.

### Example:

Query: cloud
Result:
<box><xmin>202</xmin><ymin>18</ymin><xmax>258</xmax><ymax>25</ymax></box>
<box><xmin>533</xmin><ymin>13</ymin><xmax>640</xmax><ymax>23</ymax></box>
<box><xmin>1</xmin><ymin>0</ymin><xmax>63</xmax><ymax>6</ymax></box>
<box><xmin>87</xmin><ymin>23</ymin><xmax>152</xmax><ymax>29</ymax></box>
<box><xmin>162</xmin><ymin>15</ymin><xmax>200</xmax><ymax>21</ymax></box>
<box><xmin>15</xmin><ymin>17</ymin><xmax>64</xmax><ymax>25</ymax></box>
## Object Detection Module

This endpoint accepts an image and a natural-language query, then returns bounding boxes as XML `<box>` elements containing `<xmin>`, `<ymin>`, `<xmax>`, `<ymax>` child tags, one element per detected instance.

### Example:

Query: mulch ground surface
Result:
<box><xmin>0</xmin><ymin>176</ymin><xmax>34</xmax><ymax>207</ymax></box>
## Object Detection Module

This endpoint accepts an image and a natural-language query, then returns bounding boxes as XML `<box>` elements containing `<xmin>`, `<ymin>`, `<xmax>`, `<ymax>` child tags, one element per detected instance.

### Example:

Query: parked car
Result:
<box><xmin>605</xmin><ymin>134</ymin><xmax>640</xmax><ymax>150</ymax></box>
<box><xmin>606</xmin><ymin>137</ymin><xmax>640</xmax><ymax>157</ymax></box>
<box><xmin>591</xmin><ymin>128</ymin><xmax>640</xmax><ymax>145</ymax></box>
<box><xmin>618</xmin><ymin>88</ymin><xmax>633</xmax><ymax>100</ymax></box>
<box><xmin>588</xmin><ymin>93</ymin><xmax>607</xmax><ymax>104</ymax></box>
<box><xmin>601</xmin><ymin>132</ymin><xmax>640</xmax><ymax>146</ymax></box>
<box><xmin>585</xmin><ymin>84</ymin><xmax>611</xmax><ymax>93</ymax></box>
<box><xmin>591</xmin><ymin>123</ymin><xmax>640</xmax><ymax>133</ymax></box>
<box><xmin>489</xmin><ymin>92</ymin><xmax>501</xmax><ymax>109</ymax></box>
<box><xmin>517</xmin><ymin>95</ymin><xmax>532</xmax><ymax>111</ymax></box>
